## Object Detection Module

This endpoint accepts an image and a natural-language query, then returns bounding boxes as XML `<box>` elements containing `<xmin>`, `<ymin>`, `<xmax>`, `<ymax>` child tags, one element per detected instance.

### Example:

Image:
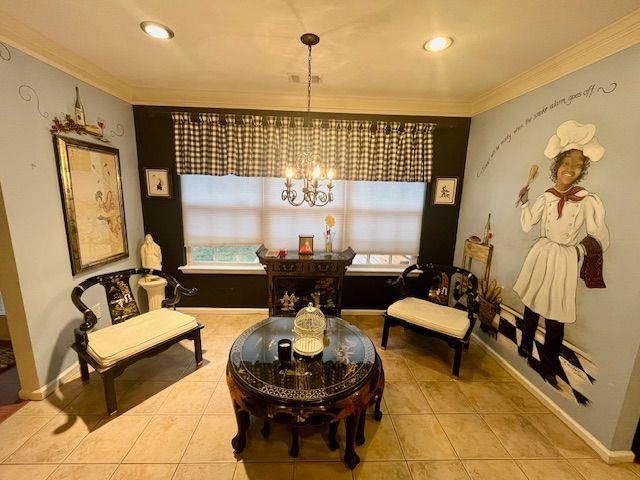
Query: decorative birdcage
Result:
<box><xmin>292</xmin><ymin>303</ymin><xmax>326</xmax><ymax>356</ymax></box>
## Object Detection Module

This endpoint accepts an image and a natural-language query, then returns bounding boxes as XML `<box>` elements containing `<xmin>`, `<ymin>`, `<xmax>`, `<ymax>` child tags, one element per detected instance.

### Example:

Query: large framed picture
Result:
<box><xmin>53</xmin><ymin>136</ymin><xmax>129</xmax><ymax>275</ymax></box>
<box><xmin>432</xmin><ymin>177</ymin><xmax>459</xmax><ymax>206</ymax></box>
<box><xmin>145</xmin><ymin>168</ymin><xmax>172</xmax><ymax>198</ymax></box>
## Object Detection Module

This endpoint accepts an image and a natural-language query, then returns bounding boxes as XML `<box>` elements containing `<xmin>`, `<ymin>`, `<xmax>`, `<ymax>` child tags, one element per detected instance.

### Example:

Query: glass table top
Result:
<box><xmin>228</xmin><ymin>317</ymin><xmax>376</xmax><ymax>404</ymax></box>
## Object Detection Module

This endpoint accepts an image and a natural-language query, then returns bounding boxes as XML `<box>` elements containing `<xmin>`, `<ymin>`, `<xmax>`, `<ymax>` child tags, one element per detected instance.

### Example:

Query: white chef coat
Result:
<box><xmin>513</xmin><ymin>189</ymin><xmax>609</xmax><ymax>323</ymax></box>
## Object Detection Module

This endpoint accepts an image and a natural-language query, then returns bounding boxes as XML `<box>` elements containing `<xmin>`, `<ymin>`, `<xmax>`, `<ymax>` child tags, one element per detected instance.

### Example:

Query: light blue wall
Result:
<box><xmin>455</xmin><ymin>44</ymin><xmax>640</xmax><ymax>450</ymax></box>
<box><xmin>0</xmin><ymin>43</ymin><xmax>144</xmax><ymax>387</ymax></box>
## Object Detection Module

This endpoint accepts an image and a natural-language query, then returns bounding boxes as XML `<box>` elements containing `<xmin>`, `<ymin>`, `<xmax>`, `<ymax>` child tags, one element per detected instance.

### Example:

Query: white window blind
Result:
<box><xmin>181</xmin><ymin>175</ymin><xmax>425</xmax><ymax>255</ymax></box>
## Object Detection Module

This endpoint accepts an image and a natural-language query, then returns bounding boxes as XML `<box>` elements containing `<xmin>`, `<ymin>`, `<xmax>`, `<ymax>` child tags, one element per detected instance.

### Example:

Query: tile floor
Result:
<box><xmin>0</xmin><ymin>313</ymin><xmax>638</xmax><ymax>480</ymax></box>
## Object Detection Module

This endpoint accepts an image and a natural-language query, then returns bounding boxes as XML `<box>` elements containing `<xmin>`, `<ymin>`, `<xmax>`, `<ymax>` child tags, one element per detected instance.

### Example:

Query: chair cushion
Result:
<box><xmin>387</xmin><ymin>297</ymin><xmax>470</xmax><ymax>339</ymax></box>
<box><xmin>87</xmin><ymin>308</ymin><xmax>198</xmax><ymax>368</ymax></box>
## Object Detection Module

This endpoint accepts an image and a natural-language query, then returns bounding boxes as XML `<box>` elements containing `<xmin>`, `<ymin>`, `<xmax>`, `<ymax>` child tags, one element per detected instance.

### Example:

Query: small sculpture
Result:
<box><xmin>140</xmin><ymin>234</ymin><xmax>162</xmax><ymax>276</ymax></box>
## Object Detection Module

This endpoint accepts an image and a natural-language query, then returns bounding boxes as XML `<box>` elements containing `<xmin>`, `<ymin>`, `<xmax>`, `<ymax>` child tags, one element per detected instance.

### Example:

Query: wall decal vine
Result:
<box><xmin>0</xmin><ymin>41</ymin><xmax>11</xmax><ymax>61</ymax></box>
<box><xmin>18</xmin><ymin>84</ymin><xmax>49</xmax><ymax>118</ymax></box>
<box><xmin>110</xmin><ymin>124</ymin><xmax>125</xmax><ymax>137</ymax></box>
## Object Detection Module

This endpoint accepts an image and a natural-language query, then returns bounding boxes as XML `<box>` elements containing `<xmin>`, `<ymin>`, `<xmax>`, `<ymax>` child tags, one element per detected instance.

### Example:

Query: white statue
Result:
<box><xmin>140</xmin><ymin>234</ymin><xmax>162</xmax><ymax>276</ymax></box>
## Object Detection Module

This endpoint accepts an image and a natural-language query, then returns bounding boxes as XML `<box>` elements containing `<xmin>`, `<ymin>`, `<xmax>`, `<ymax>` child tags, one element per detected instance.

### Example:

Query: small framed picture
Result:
<box><xmin>298</xmin><ymin>234</ymin><xmax>314</xmax><ymax>255</ymax></box>
<box><xmin>432</xmin><ymin>177</ymin><xmax>458</xmax><ymax>206</ymax></box>
<box><xmin>145</xmin><ymin>168</ymin><xmax>171</xmax><ymax>198</ymax></box>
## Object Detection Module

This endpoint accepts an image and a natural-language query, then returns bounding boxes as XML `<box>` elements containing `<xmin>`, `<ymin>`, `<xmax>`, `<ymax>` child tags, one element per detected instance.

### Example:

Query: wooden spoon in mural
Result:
<box><xmin>516</xmin><ymin>164</ymin><xmax>540</xmax><ymax>206</ymax></box>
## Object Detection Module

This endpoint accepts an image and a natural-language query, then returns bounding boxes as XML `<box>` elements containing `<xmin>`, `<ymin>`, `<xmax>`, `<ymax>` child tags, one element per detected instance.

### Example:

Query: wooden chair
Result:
<box><xmin>71</xmin><ymin>268</ymin><xmax>202</xmax><ymax>415</ymax></box>
<box><xmin>381</xmin><ymin>263</ymin><xmax>478</xmax><ymax>376</ymax></box>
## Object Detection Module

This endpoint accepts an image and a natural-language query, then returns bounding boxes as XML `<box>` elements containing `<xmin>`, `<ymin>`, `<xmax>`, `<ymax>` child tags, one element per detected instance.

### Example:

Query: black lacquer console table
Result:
<box><xmin>226</xmin><ymin>316</ymin><xmax>384</xmax><ymax>469</ymax></box>
<box><xmin>256</xmin><ymin>245</ymin><xmax>355</xmax><ymax>317</ymax></box>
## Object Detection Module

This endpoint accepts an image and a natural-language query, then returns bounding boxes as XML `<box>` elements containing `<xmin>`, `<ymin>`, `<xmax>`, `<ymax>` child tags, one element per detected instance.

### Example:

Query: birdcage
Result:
<box><xmin>292</xmin><ymin>303</ymin><xmax>326</xmax><ymax>356</ymax></box>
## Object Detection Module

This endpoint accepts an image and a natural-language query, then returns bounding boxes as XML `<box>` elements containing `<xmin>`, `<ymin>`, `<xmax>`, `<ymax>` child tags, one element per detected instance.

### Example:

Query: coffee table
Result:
<box><xmin>226</xmin><ymin>316</ymin><xmax>384</xmax><ymax>469</ymax></box>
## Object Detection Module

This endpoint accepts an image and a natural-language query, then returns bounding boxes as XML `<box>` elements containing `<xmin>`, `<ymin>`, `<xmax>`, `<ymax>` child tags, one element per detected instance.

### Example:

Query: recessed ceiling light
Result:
<box><xmin>140</xmin><ymin>21</ymin><xmax>174</xmax><ymax>40</ymax></box>
<box><xmin>424</xmin><ymin>36</ymin><xmax>453</xmax><ymax>52</ymax></box>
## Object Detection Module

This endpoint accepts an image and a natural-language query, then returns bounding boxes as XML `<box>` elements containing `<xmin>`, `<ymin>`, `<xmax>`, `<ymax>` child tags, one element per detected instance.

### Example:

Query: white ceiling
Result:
<box><xmin>1</xmin><ymin>0</ymin><xmax>639</xmax><ymax>114</ymax></box>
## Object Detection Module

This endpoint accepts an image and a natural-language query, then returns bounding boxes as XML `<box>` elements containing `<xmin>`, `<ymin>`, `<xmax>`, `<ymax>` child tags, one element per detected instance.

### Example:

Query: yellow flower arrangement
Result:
<box><xmin>325</xmin><ymin>215</ymin><xmax>336</xmax><ymax>228</ymax></box>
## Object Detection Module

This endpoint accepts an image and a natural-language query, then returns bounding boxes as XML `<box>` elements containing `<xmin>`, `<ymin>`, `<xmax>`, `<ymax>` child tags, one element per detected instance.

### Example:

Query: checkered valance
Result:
<box><xmin>172</xmin><ymin>112</ymin><xmax>436</xmax><ymax>182</ymax></box>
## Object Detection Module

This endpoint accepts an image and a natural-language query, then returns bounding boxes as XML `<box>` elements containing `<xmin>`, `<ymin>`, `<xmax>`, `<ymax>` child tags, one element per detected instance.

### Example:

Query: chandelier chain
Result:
<box><xmin>307</xmin><ymin>44</ymin><xmax>312</xmax><ymax>117</ymax></box>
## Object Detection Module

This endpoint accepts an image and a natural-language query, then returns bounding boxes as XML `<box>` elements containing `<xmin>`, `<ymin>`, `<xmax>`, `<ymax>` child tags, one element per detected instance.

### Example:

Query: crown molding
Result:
<box><xmin>0</xmin><ymin>7</ymin><xmax>638</xmax><ymax>117</ymax></box>
<box><xmin>0</xmin><ymin>11</ymin><xmax>132</xmax><ymax>103</ymax></box>
<box><xmin>471</xmin><ymin>8</ymin><xmax>640</xmax><ymax>115</ymax></box>
<box><xmin>131</xmin><ymin>86</ymin><xmax>473</xmax><ymax>117</ymax></box>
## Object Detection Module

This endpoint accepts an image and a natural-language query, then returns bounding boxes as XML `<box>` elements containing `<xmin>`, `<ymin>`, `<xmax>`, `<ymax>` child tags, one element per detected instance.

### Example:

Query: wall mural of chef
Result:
<box><xmin>513</xmin><ymin>120</ymin><xmax>609</xmax><ymax>387</ymax></box>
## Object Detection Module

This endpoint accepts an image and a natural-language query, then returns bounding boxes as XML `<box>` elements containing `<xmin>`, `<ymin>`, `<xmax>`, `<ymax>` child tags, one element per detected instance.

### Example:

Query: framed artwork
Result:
<box><xmin>145</xmin><ymin>168</ymin><xmax>171</xmax><ymax>198</ymax></box>
<box><xmin>432</xmin><ymin>177</ymin><xmax>458</xmax><ymax>206</ymax></box>
<box><xmin>53</xmin><ymin>136</ymin><xmax>129</xmax><ymax>275</ymax></box>
<box><xmin>298</xmin><ymin>234</ymin><xmax>314</xmax><ymax>255</ymax></box>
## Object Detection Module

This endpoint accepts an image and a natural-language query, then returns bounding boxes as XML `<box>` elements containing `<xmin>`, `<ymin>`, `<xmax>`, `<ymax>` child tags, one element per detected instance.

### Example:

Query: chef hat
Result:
<box><xmin>543</xmin><ymin>120</ymin><xmax>605</xmax><ymax>162</ymax></box>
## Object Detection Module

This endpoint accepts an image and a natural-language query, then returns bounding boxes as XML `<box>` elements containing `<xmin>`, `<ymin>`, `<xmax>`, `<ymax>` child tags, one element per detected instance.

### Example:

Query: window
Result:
<box><xmin>181</xmin><ymin>175</ymin><xmax>425</xmax><ymax>269</ymax></box>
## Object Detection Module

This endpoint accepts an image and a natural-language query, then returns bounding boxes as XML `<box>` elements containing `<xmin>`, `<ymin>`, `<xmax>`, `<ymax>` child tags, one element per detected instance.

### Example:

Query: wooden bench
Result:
<box><xmin>71</xmin><ymin>268</ymin><xmax>202</xmax><ymax>415</ymax></box>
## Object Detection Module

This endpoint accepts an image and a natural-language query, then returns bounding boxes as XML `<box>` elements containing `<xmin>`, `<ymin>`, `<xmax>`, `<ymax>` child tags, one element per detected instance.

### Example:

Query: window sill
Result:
<box><xmin>179</xmin><ymin>264</ymin><xmax>407</xmax><ymax>276</ymax></box>
<box><xmin>179</xmin><ymin>264</ymin><xmax>265</xmax><ymax>275</ymax></box>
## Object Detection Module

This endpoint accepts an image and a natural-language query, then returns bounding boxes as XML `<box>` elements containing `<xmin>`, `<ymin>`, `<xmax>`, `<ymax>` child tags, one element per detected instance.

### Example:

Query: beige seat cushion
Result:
<box><xmin>87</xmin><ymin>308</ymin><xmax>198</xmax><ymax>368</ymax></box>
<box><xmin>387</xmin><ymin>297</ymin><xmax>470</xmax><ymax>339</ymax></box>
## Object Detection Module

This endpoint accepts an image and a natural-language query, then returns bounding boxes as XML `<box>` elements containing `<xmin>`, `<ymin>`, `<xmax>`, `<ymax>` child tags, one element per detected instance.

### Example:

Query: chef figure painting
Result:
<box><xmin>514</xmin><ymin>120</ymin><xmax>610</xmax><ymax>386</ymax></box>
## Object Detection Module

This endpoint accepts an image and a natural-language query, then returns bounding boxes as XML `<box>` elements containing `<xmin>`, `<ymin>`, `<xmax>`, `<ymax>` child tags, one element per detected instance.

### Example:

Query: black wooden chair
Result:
<box><xmin>71</xmin><ymin>268</ymin><xmax>202</xmax><ymax>415</ymax></box>
<box><xmin>381</xmin><ymin>263</ymin><xmax>478</xmax><ymax>376</ymax></box>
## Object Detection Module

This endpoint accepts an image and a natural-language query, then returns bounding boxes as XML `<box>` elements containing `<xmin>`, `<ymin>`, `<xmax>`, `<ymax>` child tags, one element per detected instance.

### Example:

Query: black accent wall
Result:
<box><xmin>133</xmin><ymin>106</ymin><xmax>470</xmax><ymax>309</ymax></box>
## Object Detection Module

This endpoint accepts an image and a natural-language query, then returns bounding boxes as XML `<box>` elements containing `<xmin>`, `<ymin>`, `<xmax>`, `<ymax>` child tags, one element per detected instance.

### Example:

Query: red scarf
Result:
<box><xmin>545</xmin><ymin>186</ymin><xmax>585</xmax><ymax>218</ymax></box>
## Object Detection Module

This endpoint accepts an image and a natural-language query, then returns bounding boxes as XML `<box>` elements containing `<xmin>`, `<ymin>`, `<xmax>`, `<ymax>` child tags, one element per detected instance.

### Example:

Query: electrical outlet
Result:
<box><xmin>90</xmin><ymin>304</ymin><xmax>102</xmax><ymax>319</ymax></box>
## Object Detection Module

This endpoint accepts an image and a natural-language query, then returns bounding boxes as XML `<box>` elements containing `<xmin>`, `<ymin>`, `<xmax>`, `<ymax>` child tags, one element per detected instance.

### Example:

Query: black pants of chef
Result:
<box><xmin>520</xmin><ymin>307</ymin><xmax>564</xmax><ymax>375</ymax></box>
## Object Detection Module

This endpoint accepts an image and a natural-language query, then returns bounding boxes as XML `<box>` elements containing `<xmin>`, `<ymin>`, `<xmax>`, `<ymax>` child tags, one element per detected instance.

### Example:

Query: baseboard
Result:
<box><xmin>177</xmin><ymin>307</ymin><xmax>385</xmax><ymax>316</ymax></box>
<box><xmin>472</xmin><ymin>333</ymin><xmax>636</xmax><ymax>464</ymax></box>
<box><xmin>18</xmin><ymin>361</ymin><xmax>80</xmax><ymax>401</ymax></box>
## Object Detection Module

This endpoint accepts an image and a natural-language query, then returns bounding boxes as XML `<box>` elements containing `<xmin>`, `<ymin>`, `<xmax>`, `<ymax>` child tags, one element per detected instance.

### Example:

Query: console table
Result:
<box><xmin>256</xmin><ymin>245</ymin><xmax>355</xmax><ymax>317</ymax></box>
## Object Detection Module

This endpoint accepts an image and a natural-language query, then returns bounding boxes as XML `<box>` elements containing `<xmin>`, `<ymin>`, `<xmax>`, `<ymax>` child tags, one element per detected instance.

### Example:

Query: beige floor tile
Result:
<box><xmin>293</xmin><ymin>461</ymin><xmax>352</xmax><ymax>480</ymax></box>
<box><xmin>403</xmin><ymin>351</ymin><xmax>453</xmax><ymax>381</ymax></box>
<box><xmin>173</xmin><ymin>463</ymin><xmax>236</xmax><ymax>480</ymax></box>
<box><xmin>136</xmin><ymin>354</ymin><xmax>192</xmax><ymax>382</ymax></box>
<box><xmin>391</xmin><ymin>414</ymin><xmax>457</xmax><ymax>460</ymax></box>
<box><xmin>110</xmin><ymin>463</ymin><xmax>177</xmax><ymax>480</ymax></box>
<box><xmin>296</xmin><ymin>424</ymin><xmax>342</xmax><ymax>461</ymax></box>
<box><xmin>458</xmin><ymin>351</ymin><xmax>512</xmax><ymax>382</ymax></box>
<box><xmin>234</xmin><ymin>462</ymin><xmax>293</xmax><ymax>479</ymax></box>
<box><xmin>418</xmin><ymin>382</ymin><xmax>475</xmax><ymax>413</ymax></box>
<box><xmin>463</xmin><ymin>460</ymin><xmax>528</xmax><ymax>480</ymax></box>
<box><xmin>494</xmin><ymin>383</ymin><xmax>547</xmax><ymax>413</ymax></box>
<box><xmin>157</xmin><ymin>381</ymin><xmax>215</xmax><ymax>414</ymax></box>
<box><xmin>182</xmin><ymin>414</ymin><xmax>239</xmax><ymax>462</ymax></box>
<box><xmin>204</xmin><ymin>382</ymin><xmax>235</xmax><ymax>414</ymax></box>
<box><xmin>525</xmin><ymin>414</ymin><xmax>597</xmax><ymax>458</ymax></box>
<box><xmin>6</xmin><ymin>415</ymin><xmax>101</xmax><ymax>464</ymax></box>
<box><xmin>0</xmin><ymin>464</ymin><xmax>57</xmax><ymax>480</ymax></box>
<box><xmin>123</xmin><ymin>415</ymin><xmax>200</xmax><ymax>463</ymax></box>
<box><xmin>15</xmin><ymin>397</ymin><xmax>68</xmax><ymax>416</ymax></box>
<box><xmin>236</xmin><ymin>417</ymin><xmax>294</xmax><ymax>462</ymax></box>
<box><xmin>65</xmin><ymin>414</ymin><xmax>152</xmax><ymax>463</ymax></box>
<box><xmin>64</xmin><ymin>382</ymin><xmax>109</xmax><ymax>415</ymax></box>
<box><xmin>181</xmin><ymin>356</ymin><xmax>226</xmax><ymax>382</ymax></box>
<box><xmin>118</xmin><ymin>381</ymin><xmax>176</xmax><ymax>415</ymax></box>
<box><xmin>482</xmin><ymin>414</ymin><xmax>560</xmax><ymax>458</ymax></box>
<box><xmin>0</xmin><ymin>415</ymin><xmax>51</xmax><ymax>461</ymax></box>
<box><xmin>354</xmin><ymin>461</ymin><xmax>412</xmax><ymax>480</ymax></box>
<box><xmin>568</xmin><ymin>459</ymin><xmax>640</xmax><ymax>480</ymax></box>
<box><xmin>516</xmin><ymin>459</ymin><xmax>584</xmax><ymax>480</ymax></box>
<box><xmin>380</xmin><ymin>357</ymin><xmax>415</xmax><ymax>381</ymax></box>
<box><xmin>383</xmin><ymin>382</ymin><xmax>432</xmax><ymax>414</ymax></box>
<box><xmin>48</xmin><ymin>464</ymin><xmax>118</xmax><ymax>480</ymax></box>
<box><xmin>408</xmin><ymin>461</ymin><xmax>471</xmax><ymax>480</ymax></box>
<box><xmin>458</xmin><ymin>381</ymin><xmax>544</xmax><ymax>413</ymax></box>
<box><xmin>437</xmin><ymin>414</ymin><xmax>509</xmax><ymax>459</ymax></box>
<box><xmin>354</xmin><ymin>414</ymin><xmax>404</xmax><ymax>461</ymax></box>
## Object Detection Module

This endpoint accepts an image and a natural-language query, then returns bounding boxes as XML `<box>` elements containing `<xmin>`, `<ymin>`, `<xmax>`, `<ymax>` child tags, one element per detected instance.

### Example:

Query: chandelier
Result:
<box><xmin>282</xmin><ymin>33</ymin><xmax>334</xmax><ymax>207</ymax></box>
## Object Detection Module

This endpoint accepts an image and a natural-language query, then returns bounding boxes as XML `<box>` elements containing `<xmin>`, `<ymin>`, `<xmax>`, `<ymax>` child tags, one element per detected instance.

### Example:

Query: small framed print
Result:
<box><xmin>145</xmin><ymin>168</ymin><xmax>171</xmax><ymax>198</ymax></box>
<box><xmin>432</xmin><ymin>177</ymin><xmax>458</xmax><ymax>206</ymax></box>
<box><xmin>298</xmin><ymin>234</ymin><xmax>314</xmax><ymax>255</ymax></box>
